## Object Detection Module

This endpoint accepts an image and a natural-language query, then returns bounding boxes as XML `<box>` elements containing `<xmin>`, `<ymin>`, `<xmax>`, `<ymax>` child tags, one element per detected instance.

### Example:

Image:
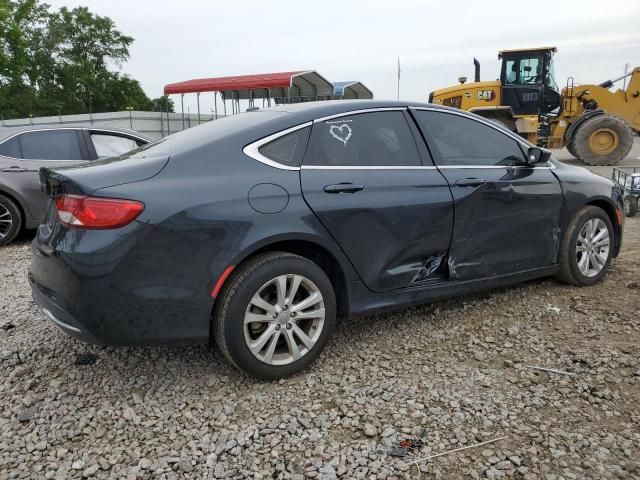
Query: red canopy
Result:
<box><xmin>163</xmin><ymin>70</ymin><xmax>334</xmax><ymax>100</ymax></box>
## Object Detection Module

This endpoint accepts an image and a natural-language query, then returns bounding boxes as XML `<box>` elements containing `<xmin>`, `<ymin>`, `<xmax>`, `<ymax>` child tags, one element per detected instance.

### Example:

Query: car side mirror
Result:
<box><xmin>526</xmin><ymin>146</ymin><xmax>551</xmax><ymax>165</ymax></box>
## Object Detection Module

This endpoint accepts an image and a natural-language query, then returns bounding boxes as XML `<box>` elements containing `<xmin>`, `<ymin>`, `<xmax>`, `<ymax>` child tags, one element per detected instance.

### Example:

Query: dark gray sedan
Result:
<box><xmin>29</xmin><ymin>100</ymin><xmax>624</xmax><ymax>379</ymax></box>
<box><xmin>0</xmin><ymin>125</ymin><xmax>149</xmax><ymax>245</ymax></box>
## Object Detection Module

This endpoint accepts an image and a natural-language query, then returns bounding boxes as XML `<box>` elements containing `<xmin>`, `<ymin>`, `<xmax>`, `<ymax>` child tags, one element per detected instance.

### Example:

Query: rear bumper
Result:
<box><xmin>31</xmin><ymin>279</ymin><xmax>103</xmax><ymax>344</ymax></box>
<box><xmin>28</xmin><ymin>222</ymin><xmax>233</xmax><ymax>345</ymax></box>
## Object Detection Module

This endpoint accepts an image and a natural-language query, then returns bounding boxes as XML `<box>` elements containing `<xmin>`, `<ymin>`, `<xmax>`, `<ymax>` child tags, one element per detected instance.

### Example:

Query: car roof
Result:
<box><xmin>0</xmin><ymin>124</ymin><xmax>150</xmax><ymax>143</ymax></box>
<box><xmin>128</xmin><ymin>99</ymin><xmax>491</xmax><ymax>159</ymax></box>
<box><xmin>264</xmin><ymin>99</ymin><xmax>427</xmax><ymax>117</ymax></box>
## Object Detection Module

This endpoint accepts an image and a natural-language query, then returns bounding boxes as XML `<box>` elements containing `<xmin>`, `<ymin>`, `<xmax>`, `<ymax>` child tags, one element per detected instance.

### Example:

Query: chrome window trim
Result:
<box><xmin>0</xmin><ymin>127</ymin><xmax>149</xmax><ymax>161</ymax></box>
<box><xmin>438</xmin><ymin>164</ymin><xmax>556</xmax><ymax>170</ymax></box>
<box><xmin>242</xmin><ymin>122</ymin><xmax>312</xmax><ymax>171</ymax></box>
<box><xmin>87</xmin><ymin>128</ymin><xmax>149</xmax><ymax>143</ymax></box>
<box><xmin>302</xmin><ymin>164</ymin><xmax>554</xmax><ymax>171</ymax></box>
<box><xmin>242</xmin><ymin>106</ymin><xmax>556</xmax><ymax>171</ymax></box>
<box><xmin>312</xmin><ymin>107</ymin><xmax>406</xmax><ymax>123</ymax></box>
<box><xmin>243</xmin><ymin>108</ymin><xmax>409</xmax><ymax>171</ymax></box>
<box><xmin>302</xmin><ymin>165</ymin><xmax>437</xmax><ymax>170</ymax></box>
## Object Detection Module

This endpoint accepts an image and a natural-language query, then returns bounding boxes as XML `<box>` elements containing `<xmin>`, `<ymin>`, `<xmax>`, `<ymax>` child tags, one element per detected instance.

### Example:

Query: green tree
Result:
<box><xmin>151</xmin><ymin>95</ymin><xmax>174</xmax><ymax>112</ymax></box>
<box><xmin>0</xmin><ymin>1</ymin><xmax>154</xmax><ymax>118</ymax></box>
<box><xmin>0</xmin><ymin>0</ymin><xmax>50</xmax><ymax>117</ymax></box>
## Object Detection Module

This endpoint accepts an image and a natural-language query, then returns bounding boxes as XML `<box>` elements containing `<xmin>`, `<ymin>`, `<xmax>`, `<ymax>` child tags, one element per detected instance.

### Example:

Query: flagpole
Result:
<box><xmin>397</xmin><ymin>57</ymin><xmax>401</xmax><ymax>101</ymax></box>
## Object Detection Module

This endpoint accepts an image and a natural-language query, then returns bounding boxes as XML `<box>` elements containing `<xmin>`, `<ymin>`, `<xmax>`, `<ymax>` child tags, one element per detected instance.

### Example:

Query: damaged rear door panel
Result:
<box><xmin>300</xmin><ymin>110</ymin><xmax>454</xmax><ymax>293</ymax></box>
<box><xmin>412</xmin><ymin>109</ymin><xmax>563</xmax><ymax>280</ymax></box>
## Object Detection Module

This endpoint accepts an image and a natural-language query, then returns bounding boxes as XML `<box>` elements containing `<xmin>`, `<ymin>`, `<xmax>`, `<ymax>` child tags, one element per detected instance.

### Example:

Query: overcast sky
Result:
<box><xmin>47</xmin><ymin>0</ymin><xmax>640</xmax><ymax>115</ymax></box>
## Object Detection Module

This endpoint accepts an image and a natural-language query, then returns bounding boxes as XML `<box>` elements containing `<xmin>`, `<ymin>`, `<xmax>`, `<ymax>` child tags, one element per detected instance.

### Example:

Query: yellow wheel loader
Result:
<box><xmin>429</xmin><ymin>47</ymin><xmax>639</xmax><ymax>165</ymax></box>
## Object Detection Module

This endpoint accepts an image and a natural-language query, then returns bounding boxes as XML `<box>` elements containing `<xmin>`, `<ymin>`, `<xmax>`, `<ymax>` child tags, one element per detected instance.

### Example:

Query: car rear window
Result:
<box><xmin>99</xmin><ymin>110</ymin><xmax>288</xmax><ymax>164</ymax></box>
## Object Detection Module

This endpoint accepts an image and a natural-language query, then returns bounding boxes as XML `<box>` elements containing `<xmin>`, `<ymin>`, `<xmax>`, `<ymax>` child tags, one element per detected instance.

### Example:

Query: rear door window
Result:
<box><xmin>91</xmin><ymin>133</ymin><xmax>140</xmax><ymax>159</ymax></box>
<box><xmin>18</xmin><ymin>130</ymin><xmax>84</xmax><ymax>160</ymax></box>
<box><xmin>303</xmin><ymin>111</ymin><xmax>422</xmax><ymax>167</ymax></box>
<box><xmin>0</xmin><ymin>137</ymin><xmax>22</xmax><ymax>158</ymax></box>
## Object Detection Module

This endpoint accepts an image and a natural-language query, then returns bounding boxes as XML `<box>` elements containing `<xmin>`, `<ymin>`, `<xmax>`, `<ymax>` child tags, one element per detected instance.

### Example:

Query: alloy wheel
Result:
<box><xmin>575</xmin><ymin>218</ymin><xmax>610</xmax><ymax>278</ymax></box>
<box><xmin>243</xmin><ymin>274</ymin><xmax>325</xmax><ymax>366</ymax></box>
<box><xmin>0</xmin><ymin>203</ymin><xmax>13</xmax><ymax>239</ymax></box>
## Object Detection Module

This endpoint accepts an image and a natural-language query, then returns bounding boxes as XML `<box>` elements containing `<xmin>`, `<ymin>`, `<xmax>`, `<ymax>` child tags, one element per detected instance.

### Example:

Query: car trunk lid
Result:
<box><xmin>40</xmin><ymin>154</ymin><xmax>170</xmax><ymax>197</ymax></box>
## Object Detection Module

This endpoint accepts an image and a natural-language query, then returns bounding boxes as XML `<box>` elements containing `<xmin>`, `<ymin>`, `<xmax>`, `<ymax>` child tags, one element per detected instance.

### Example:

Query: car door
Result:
<box><xmin>411</xmin><ymin>108</ymin><xmax>563</xmax><ymax>280</ymax></box>
<box><xmin>0</xmin><ymin>129</ymin><xmax>88</xmax><ymax>220</ymax></box>
<box><xmin>300</xmin><ymin>109</ymin><xmax>454</xmax><ymax>293</ymax></box>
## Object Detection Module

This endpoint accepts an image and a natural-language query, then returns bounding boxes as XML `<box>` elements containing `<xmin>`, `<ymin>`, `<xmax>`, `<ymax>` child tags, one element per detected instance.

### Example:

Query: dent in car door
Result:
<box><xmin>412</xmin><ymin>109</ymin><xmax>563</xmax><ymax>280</ymax></box>
<box><xmin>300</xmin><ymin>110</ymin><xmax>454</xmax><ymax>292</ymax></box>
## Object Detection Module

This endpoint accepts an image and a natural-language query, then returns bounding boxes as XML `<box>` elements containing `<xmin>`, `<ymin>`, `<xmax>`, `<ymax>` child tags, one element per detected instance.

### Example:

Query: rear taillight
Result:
<box><xmin>54</xmin><ymin>195</ymin><xmax>144</xmax><ymax>229</ymax></box>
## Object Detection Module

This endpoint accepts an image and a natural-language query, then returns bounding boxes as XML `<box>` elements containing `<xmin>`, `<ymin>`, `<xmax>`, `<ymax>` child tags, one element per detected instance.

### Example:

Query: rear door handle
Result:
<box><xmin>323</xmin><ymin>183</ymin><xmax>365</xmax><ymax>194</ymax></box>
<box><xmin>455</xmin><ymin>178</ymin><xmax>486</xmax><ymax>187</ymax></box>
<box><xmin>1</xmin><ymin>166</ymin><xmax>28</xmax><ymax>173</ymax></box>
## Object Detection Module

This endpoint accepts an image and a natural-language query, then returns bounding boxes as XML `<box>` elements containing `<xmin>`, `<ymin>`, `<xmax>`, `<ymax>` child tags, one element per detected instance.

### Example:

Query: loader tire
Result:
<box><xmin>572</xmin><ymin>114</ymin><xmax>633</xmax><ymax>166</ymax></box>
<box><xmin>565</xmin><ymin>138</ymin><xmax>578</xmax><ymax>158</ymax></box>
<box><xmin>624</xmin><ymin>195</ymin><xmax>638</xmax><ymax>217</ymax></box>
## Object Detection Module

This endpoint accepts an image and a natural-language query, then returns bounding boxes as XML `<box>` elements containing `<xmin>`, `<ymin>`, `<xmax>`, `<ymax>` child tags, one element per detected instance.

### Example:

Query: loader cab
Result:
<box><xmin>499</xmin><ymin>47</ymin><xmax>562</xmax><ymax>116</ymax></box>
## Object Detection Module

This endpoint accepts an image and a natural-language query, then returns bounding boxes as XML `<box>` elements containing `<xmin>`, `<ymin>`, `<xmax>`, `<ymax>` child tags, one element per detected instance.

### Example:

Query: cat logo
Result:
<box><xmin>477</xmin><ymin>90</ymin><xmax>496</xmax><ymax>101</ymax></box>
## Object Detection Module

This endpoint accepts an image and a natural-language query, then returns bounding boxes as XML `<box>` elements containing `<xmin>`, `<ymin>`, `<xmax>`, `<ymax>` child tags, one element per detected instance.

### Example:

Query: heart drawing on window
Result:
<box><xmin>329</xmin><ymin>124</ymin><xmax>353</xmax><ymax>147</ymax></box>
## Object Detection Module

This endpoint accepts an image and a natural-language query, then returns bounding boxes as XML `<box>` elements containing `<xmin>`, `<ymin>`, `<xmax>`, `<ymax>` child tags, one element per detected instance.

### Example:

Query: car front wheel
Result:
<box><xmin>556</xmin><ymin>206</ymin><xmax>614</xmax><ymax>286</ymax></box>
<box><xmin>214</xmin><ymin>252</ymin><xmax>336</xmax><ymax>379</ymax></box>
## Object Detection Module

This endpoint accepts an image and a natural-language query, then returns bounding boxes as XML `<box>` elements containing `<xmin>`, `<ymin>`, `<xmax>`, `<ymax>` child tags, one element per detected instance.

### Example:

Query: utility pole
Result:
<box><xmin>397</xmin><ymin>57</ymin><xmax>401</xmax><ymax>101</ymax></box>
<box><xmin>623</xmin><ymin>63</ymin><xmax>630</xmax><ymax>90</ymax></box>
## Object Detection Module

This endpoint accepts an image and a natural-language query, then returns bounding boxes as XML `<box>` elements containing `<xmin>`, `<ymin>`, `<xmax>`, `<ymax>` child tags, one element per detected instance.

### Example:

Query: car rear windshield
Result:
<box><xmin>91</xmin><ymin>110</ymin><xmax>288</xmax><ymax>166</ymax></box>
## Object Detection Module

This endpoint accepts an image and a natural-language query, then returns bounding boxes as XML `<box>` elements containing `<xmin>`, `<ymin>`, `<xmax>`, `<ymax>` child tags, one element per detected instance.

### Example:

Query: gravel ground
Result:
<box><xmin>1</xmin><ymin>217</ymin><xmax>639</xmax><ymax>479</ymax></box>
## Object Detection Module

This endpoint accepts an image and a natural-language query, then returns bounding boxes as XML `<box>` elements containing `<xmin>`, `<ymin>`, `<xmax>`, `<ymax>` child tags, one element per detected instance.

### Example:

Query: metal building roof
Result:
<box><xmin>163</xmin><ymin>71</ymin><xmax>334</xmax><ymax>99</ymax></box>
<box><xmin>332</xmin><ymin>81</ymin><xmax>374</xmax><ymax>99</ymax></box>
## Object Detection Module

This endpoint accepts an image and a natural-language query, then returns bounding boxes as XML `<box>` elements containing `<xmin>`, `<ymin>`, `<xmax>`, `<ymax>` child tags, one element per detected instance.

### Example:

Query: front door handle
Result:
<box><xmin>1</xmin><ymin>166</ymin><xmax>28</xmax><ymax>173</ymax></box>
<box><xmin>455</xmin><ymin>178</ymin><xmax>486</xmax><ymax>187</ymax></box>
<box><xmin>323</xmin><ymin>183</ymin><xmax>365</xmax><ymax>194</ymax></box>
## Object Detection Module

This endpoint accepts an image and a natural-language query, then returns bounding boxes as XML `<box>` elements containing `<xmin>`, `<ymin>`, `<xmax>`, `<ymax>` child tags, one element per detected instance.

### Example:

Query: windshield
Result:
<box><xmin>545</xmin><ymin>52</ymin><xmax>559</xmax><ymax>91</ymax></box>
<box><xmin>504</xmin><ymin>54</ymin><xmax>544</xmax><ymax>85</ymax></box>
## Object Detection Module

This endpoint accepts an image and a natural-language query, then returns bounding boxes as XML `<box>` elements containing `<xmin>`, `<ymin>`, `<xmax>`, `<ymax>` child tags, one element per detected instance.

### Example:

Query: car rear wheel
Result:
<box><xmin>214</xmin><ymin>252</ymin><xmax>336</xmax><ymax>379</ymax></box>
<box><xmin>0</xmin><ymin>194</ymin><xmax>22</xmax><ymax>246</ymax></box>
<box><xmin>556</xmin><ymin>206</ymin><xmax>614</xmax><ymax>286</ymax></box>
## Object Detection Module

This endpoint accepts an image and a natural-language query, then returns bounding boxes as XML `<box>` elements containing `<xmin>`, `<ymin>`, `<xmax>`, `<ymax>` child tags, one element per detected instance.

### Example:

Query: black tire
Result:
<box><xmin>555</xmin><ymin>206</ymin><xmax>614</xmax><ymax>286</ymax></box>
<box><xmin>572</xmin><ymin>114</ymin><xmax>633</xmax><ymax>166</ymax></box>
<box><xmin>0</xmin><ymin>194</ymin><xmax>22</xmax><ymax>246</ymax></box>
<box><xmin>624</xmin><ymin>195</ymin><xmax>638</xmax><ymax>217</ymax></box>
<box><xmin>565</xmin><ymin>138</ymin><xmax>578</xmax><ymax>158</ymax></box>
<box><xmin>213</xmin><ymin>252</ymin><xmax>336</xmax><ymax>380</ymax></box>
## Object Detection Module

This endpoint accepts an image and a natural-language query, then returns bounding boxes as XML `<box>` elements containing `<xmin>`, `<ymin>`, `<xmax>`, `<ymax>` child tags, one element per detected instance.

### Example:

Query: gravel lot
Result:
<box><xmin>1</xmin><ymin>187</ymin><xmax>639</xmax><ymax>479</ymax></box>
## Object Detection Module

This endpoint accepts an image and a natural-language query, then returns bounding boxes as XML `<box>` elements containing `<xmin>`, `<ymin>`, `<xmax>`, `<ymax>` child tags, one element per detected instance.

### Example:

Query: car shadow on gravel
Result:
<box><xmin>54</xmin><ymin>276</ymin><xmax>552</xmax><ymax>389</ymax></box>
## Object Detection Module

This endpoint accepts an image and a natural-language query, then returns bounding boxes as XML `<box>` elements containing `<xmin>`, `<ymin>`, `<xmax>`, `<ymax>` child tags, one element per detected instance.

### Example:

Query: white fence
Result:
<box><xmin>0</xmin><ymin>111</ymin><xmax>221</xmax><ymax>140</ymax></box>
